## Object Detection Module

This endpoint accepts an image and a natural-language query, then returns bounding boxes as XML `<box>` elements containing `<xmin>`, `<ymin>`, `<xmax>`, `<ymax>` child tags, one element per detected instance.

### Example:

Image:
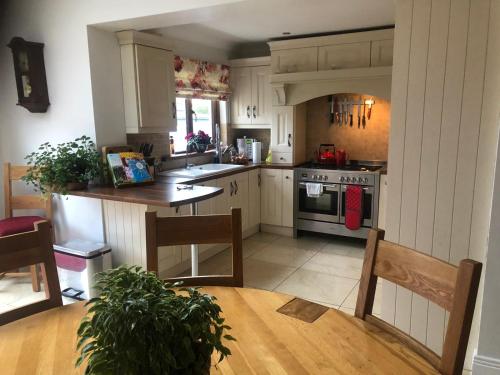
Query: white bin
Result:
<box><xmin>54</xmin><ymin>240</ymin><xmax>112</xmax><ymax>300</ymax></box>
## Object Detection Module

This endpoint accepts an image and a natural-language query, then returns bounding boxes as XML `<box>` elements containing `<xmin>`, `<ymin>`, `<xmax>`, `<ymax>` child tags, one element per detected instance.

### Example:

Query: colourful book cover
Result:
<box><xmin>107</xmin><ymin>152</ymin><xmax>153</xmax><ymax>187</ymax></box>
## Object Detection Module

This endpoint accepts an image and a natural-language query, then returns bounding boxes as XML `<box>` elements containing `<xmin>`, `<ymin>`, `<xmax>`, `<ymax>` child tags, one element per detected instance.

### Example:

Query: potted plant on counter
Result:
<box><xmin>185</xmin><ymin>130</ymin><xmax>211</xmax><ymax>153</ymax></box>
<box><xmin>76</xmin><ymin>266</ymin><xmax>234</xmax><ymax>375</ymax></box>
<box><xmin>22</xmin><ymin>135</ymin><xmax>101</xmax><ymax>195</ymax></box>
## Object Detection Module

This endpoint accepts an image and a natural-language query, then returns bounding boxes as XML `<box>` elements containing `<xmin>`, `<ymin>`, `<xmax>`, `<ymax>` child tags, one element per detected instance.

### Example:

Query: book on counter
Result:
<box><xmin>107</xmin><ymin>152</ymin><xmax>154</xmax><ymax>188</ymax></box>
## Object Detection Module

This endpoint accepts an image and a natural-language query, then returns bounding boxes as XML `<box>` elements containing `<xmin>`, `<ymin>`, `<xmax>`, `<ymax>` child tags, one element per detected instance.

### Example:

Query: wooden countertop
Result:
<box><xmin>69</xmin><ymin>182</ymin><xmax>223</xmax><ymax>208</ymax></box>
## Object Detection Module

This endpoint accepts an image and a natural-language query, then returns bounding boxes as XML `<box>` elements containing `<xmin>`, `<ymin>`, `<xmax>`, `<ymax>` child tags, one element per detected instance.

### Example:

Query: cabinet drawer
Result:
<box><xmin>370</xmin><ymin>39</ymin><xmax>394</xmax><ymax>67</ymax></box>
<box><xmin>271</xmin><ymin>47</ymin><xmax>317</xmax><ymax>74</ymax></box>
<box><xmin>318</xmin><ymin>42</ymin><xmax>370</xmax><ymax>70</ymax></box>
<box><xmin>272</xmin><ymin>152</ymin><xmax>293</xmax><ymax>164</ymax></box>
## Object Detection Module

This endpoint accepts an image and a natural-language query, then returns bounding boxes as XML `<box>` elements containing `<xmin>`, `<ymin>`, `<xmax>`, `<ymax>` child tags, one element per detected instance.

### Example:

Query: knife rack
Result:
<box><xmin>328</xmin><ymin>96</ymin><xmax>375</xmax><ymax>129</ymax></box>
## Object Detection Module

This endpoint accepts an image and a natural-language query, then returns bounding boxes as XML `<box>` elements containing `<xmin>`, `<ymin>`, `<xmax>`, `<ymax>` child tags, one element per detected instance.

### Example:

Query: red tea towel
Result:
<box><xmin>345</xmin><ymin>185</ymin><xmax>363</xmax><ymax>230</ymax></box>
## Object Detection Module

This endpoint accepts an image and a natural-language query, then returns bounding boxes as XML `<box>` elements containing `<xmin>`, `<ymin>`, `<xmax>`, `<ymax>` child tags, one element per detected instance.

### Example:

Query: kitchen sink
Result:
<box><xmin>159</xmin><ymin>163</ymin><xmax>245</xmax><ymax>178</ymax></box>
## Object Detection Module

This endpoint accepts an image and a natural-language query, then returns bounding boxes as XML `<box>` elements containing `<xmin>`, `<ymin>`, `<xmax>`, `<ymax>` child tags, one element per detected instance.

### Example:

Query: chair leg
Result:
<box><xmin>30</xmin><ymin>265</ymin><xmax>41</xmax><ymax>292</ymax></box>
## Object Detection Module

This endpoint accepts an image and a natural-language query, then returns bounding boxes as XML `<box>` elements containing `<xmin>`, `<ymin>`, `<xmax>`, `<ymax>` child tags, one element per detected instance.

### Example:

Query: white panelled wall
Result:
<box><xmin>383</xmin><ymin>0</ymin><xmax>500</xmax><ymax>371</ymax></box>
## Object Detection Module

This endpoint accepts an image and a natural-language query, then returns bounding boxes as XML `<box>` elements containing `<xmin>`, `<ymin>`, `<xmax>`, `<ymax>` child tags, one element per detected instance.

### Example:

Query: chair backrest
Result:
<box><xmin>3</xmin><ymin>163</ymin><xmax>52</xmax><ymax>219</ymax></box>
<box><xmin>355</xmin><ymin>229</ymin><xmax>482</xmax><ymax>375</ymax></box>
<box><xmin>145</xmin><ymin>208</ymin><xmax>243</xmax><ymax>287</ymax></box>
<box><xmin>0</xmin><ymin>221</ymin><xmax>62</xmax><ymax>325</ymax></box>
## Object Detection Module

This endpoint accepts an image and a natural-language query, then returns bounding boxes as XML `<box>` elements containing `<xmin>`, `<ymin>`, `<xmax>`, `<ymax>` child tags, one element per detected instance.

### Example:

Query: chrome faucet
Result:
<box><xmin>215</xmin><ymin>123</ymin><xmax>222</xmax><ymax>164</ymax></box>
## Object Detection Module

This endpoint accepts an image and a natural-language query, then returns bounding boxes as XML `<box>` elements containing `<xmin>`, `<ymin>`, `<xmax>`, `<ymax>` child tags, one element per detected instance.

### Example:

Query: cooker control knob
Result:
<box><xmin>339</xmin><ymin>176</ymin><xmax>344</xmax><ymax>182</ymax></box>
<box><xmin>364</xmin><ymin>177</ymin><xmax>369</xmax><ymax>183</ymax></box>
<box><xmin>313</xmin><ymin>175</ymin><xmax>318</xmax><ymax>180</ymax></box>
<box><xmin>346</xmin><ymin>177</ymin><xmax>351</xmax><ymax>183</ymax></box>
<box><xmin>323</xmin><ymin>175</ymin><xmax>328</xmax><ymax>181</ymax></box>
<box><xmin>318</xmin><ymin>175</ymin><xmax>323</xmax><ymax>181</ymax></box>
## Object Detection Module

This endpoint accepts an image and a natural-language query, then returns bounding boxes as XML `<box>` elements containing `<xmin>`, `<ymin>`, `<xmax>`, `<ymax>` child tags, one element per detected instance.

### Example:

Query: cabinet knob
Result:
<box><xmin>230</xmin><ymin>181</ymin><xmax>234</xmax><ymax>196</ymax></box>
<box><xmin>246</xmin><ymin>105</ymin><xmax>251</xmax><ymax>118</ymax></box>
<box><xmin>280</xmin><ymin>157</ymin><xmax>285</xmax><ymax>161</ymax></box>
<box><xmin>172</xmin><ymin>102</ymin><xmax>176</xmax><ymax>119</ymax></box>
<box><xmin>287</xmin><ymin>134</ymin><xmax>292</xmax><ymax>147</ymax></box>
<box><xmin>253</xmin><ymin>105</ymin><xmax>256</xmax><ymax>118</ymax></box>
<box><xmin>234</xmin><ymin>180</ymin><xmax>239</xmax><ymax>194</ymax></box>
<box><xmin>285</xmin><ymin>176</ymin><xmax>290</xmax><ymax>179</ymax></box>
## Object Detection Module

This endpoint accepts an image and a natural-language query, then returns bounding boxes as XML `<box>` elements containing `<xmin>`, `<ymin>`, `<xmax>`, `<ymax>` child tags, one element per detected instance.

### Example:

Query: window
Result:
<box><xmin>170</xmin><ymin>97</ymin><xmax>219</xmax><ymax>153</ymax></box>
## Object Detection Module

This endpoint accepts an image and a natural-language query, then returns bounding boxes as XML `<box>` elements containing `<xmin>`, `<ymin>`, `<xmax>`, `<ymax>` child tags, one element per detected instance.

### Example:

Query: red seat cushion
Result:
<box><xmin>0</xmin><ymin>216</ymin><xmax>47</xmax><ymax>237</ymax></box>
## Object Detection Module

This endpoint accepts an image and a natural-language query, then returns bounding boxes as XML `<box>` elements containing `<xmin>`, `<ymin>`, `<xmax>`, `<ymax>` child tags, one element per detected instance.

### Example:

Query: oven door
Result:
<box><xmin>298</xmin><ymin>182</ymin><xmax>340</xmax><ymax>223</ymax></box>
<box><xmin>340</xmin><ymin>185</ymin><xmax>374</xmax><ymax>228</ymax></box>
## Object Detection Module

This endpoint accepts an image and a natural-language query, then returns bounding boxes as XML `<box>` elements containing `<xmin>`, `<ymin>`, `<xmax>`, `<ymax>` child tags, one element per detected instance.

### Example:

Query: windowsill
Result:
<box><xmin>165</xmin><ymin>149</ymin><xmax>216</xmax><ymax>161</ymax></box>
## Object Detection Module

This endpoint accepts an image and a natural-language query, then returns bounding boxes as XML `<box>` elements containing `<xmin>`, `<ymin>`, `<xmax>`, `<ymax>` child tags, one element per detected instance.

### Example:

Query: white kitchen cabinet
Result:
<box><xmin>232</xmin><ymin>172</ymin><xmax>249</xmax><ymax>231</ymax></box>
<box><xmin>271</xmin><ymin>106</ymin><xmax>294</xmax><ymax>153</ymax></box>
<box><xmin>378</xmin><ymin>174</ymin><xmax>388</xmax><ymax>230</ymax></box>
<box><xmin>230</xmin><ymin>61</ymin><xmax>272</xmax><ymax>127</ymax></box>
<box><xmin>281</xmin><ymin>170</ymin><xmax>294</xmax><ymax>228</ymax></box>
<box><xmin>318</xmin><ymin>42</ymin><xmax>371</xmax><ymax>70</ymax></box>
<box><xmin>271</xmin><ymin>103</ymin><xmax>306</xmax><ymax>164</ymax></box>
<box><xmin>215</xmin><ymin>176</ymin><xmax>233</xmax><ymax>215</ymax></box>
<box><xmin>230</xmin><ymin>67</ymin><xmax>253</xmax><ymax>125</ymax></box>
<box><xmin>271</xmin><ymin>47</ymin><xmax>318</xmax><ymax>73</ymax></box>
<box><xmin>370</xmin><ymin>39</ymin><xmax>394</xmax><ymax>67</ymax></box>
<box><xmin>118</xmin><ymin>40</ymin><xmax>177</xmax><ymax>134</ymax></box>
<box><xmin>260</xmin><ymin>169</ymin><xmax>283</xmax><ymax>226</ymax></box>
<box><xmin>248</xmin><ymin>169</ymin><xmax>261</xmax><ymax>229</ymax></box>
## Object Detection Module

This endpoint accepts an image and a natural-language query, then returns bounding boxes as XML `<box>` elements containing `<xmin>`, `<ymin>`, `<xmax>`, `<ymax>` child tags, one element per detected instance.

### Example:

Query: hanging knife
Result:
<box><xmin>367</xmin><ymin>98</ymin><xmax>373</xmax><ymax>120</ymax></box>
<box><xmin>329</xmin><ymin>96</ymin><xmax>334</xmax><ymax>124</ymax></box>
<box><xmin>340</xmin><ymin>101</ymin><xmax>344</xmax><ymax>126</ymax></box>
<box><xmin>343</xmin><ymin>98</ymin><xmax>348</xmax><ymax>125</ymax></box>
<box><xmin>357</xmin><ymin>98</ymin><xmax>362</xmax><ymax>128</ymax></box>
<box><xmin>362</xmin><ymin>101</ymin><xmax>367</xmax><ymax>128</ymax></box>
<box><xmin>334</xmin><ymin>97</ymin><xmax>340</xmax><ymax>125</ymax></box>
<box><xmin>349</xmin><ymin>101</ymin><xmax>353</xmax><ymax>127</ymax></box>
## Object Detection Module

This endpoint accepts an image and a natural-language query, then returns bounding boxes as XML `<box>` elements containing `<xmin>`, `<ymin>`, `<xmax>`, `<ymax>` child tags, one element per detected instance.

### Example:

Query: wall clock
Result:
<box><xmin>7</xmin><ymin>37</ymin><xmax>50</xmax><ymax>113</ymax></box>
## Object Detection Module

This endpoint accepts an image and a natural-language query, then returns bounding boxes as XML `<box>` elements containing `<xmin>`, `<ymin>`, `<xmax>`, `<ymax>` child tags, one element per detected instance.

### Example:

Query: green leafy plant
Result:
<box><xmin>76</xmin><ymin>266</ymin><xmax>234</xmax><ymax>375</ymax></box>
<box><xmin>22</xmin><ymin>135</ymin><xmax>101</xmax><ymax>195</ymax></box>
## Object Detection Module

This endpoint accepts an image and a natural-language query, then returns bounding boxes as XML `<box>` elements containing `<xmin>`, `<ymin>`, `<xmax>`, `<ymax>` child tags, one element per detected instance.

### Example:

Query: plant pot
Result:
<box><xmin>194</xmin><ymin>143</ymin><xmax>208</xmax><ymax>153</ymax></box>
<box><xmin>66</xmin><ymin>181</ymin><xmax>88</xmax><ymax>191</ymax></box>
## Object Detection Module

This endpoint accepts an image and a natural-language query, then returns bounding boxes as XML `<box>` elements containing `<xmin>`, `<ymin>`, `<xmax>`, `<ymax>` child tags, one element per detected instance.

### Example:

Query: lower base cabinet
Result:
<box><xmin>260</xmin><ymin>168</ymin><xmax>294</xmax><ymax>228</ymax></box>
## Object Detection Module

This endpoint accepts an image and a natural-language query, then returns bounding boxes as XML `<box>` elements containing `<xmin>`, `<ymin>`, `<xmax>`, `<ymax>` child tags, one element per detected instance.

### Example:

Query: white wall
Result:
<box><xmin>0</xmin><ymin>0</ymin><xmax>241</xmax><ymax>239</ymax></box>
<box><xmin>383</xmin><ymin>0</ymin><xmax>500</xmax><ymax>371</ymax></box>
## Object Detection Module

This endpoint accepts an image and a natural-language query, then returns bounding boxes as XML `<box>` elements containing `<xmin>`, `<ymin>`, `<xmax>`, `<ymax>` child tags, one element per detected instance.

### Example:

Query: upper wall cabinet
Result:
<box><xmin>271</xmin><ymin>47</ymin><xmax>317</xmax><ymax>74</ymax></box>
<box><xmin>230</xmin><ymin>57</ymin><xmax>272</xmax><ymax>128</ymax></box>
<box><xmin>117</xmin><ymin>31</ymin><xmax>177</xmax><ymax>134</ymax></box>
<box><xmin>268</xmin><ymin>28</ymin><xmax>394</xmax><ymax>74</ymax></box>
<box><xmin>318</xmin><ymin>42</ymin><xmax>371</xmax><ymax>70</ymax></box>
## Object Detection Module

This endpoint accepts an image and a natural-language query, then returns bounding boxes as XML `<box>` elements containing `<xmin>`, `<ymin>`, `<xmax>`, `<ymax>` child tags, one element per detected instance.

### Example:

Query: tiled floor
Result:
<box><xmin>184</xmin><ymin>232</ymin><xmax>382</xmax><ymax>316</ymax></box>
<box><xmin>0</xmin><ymin>232</ymin><xmax>380</xmax><ymax>317</ymax></box>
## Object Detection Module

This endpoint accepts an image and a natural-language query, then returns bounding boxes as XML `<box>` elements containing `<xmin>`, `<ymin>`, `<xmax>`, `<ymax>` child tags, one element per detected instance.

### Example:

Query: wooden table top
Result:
<box><xmin>69</xmin><ymin>182</ymin><xmax>223</xmax><ymax>208</ymax></box>
<box><xmin>0</xmin><ymin>287</ymin><xmax>438</xmax><ymax>374</ymax></box>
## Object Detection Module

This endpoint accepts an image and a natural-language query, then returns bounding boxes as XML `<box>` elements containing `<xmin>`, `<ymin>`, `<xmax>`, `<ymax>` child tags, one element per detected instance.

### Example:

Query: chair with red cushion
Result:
<box><xmin>1</xmin><ymin>163</ymin><xmax>53</xmax><ymax>292</ymax></box>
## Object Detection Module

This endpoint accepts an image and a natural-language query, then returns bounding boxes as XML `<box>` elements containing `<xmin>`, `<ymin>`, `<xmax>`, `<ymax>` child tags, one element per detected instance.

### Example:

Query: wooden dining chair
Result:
<box><xmin>0</xmin><ymin>220</ymin><xmax>62</xmax><ymax>325</ymax></box>
<box><xmin>355</xmin><ymin>229</ymin><xmax>482</xmax><ymax>375</ymax></box>
<box><xmin>1</xmin><ymin>162</ymin><xmax>53</xmax><ymax>292</ymax></box>
<box><xmin>145</xmin><ymin>208</ymin><xmax>243</xmax><ymax>287</ymax></box>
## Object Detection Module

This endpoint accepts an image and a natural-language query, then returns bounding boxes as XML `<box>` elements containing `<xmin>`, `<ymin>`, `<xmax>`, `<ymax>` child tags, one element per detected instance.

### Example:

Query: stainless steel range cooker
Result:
<box><xmin>293</xmin><ymin>161</ymin><xmax>385</xmax><ymax>239</ymax></box>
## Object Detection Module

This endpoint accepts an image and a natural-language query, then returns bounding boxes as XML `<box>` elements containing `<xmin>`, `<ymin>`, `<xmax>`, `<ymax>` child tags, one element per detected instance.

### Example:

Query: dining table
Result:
<box><xmin>0</xmin><ymin>286</ymin><xmax>439</xmax><ymax>374</ymax></box>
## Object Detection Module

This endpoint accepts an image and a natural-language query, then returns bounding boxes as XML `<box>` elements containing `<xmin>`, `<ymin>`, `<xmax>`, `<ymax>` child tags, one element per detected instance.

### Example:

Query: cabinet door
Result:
<box><xmin>271</xmin><ymin>106</ymin><xmax>294</xmax><ymax>153</ymax></box>
<box><xmin>195</xmin><ymin>180</ymin><xmax>217</xmax><ymax>254</ymax></box>
<box><xmin>281</xmin><ymin>170</ymin><xmax>294</xmax><ymax>228</ymax></box>
<box><xmin>251</xmin><ymin>66</ymin><xmax>272</xmax><ymax>125</ymax></box>
<box><xmin>260</xmin><ymin>169</ymin><xmax>282</xmax><ymax>226</ymax></box>
<box><xmin>271</xmin><ymin>47</ymin><xmax>318</xmax><ymax>73</ymax></box>
<box><xmin>317</xmin><ymin>42</ymin><xmax>370</xmax><ymax>70</ymax></box>
<box><xmin>230</xmin><ymin>67</ymin><xmax>252</xmax><ymax>125</ymax></box>
<box><xmin>231</xmin><ymin>172</ymin><xmax>249</xmax><ymax>232</ymax></box>
<box><xmin>155</xmin><ymin>206</ymin><xmax>182</xmax><ymax>276</ymax></box>
<box><xmin>215</xmin><ymin>176</ymin><xmax>233</xmax><ymax>214</ymax></box>
<box><xmin>370</xmin><ymin>39</ymin><xmax>394</xmax><ymax>67</ymax></box>
<box><xmin>248</xmin><ymin>169</ymin><xmax>261</xmax><ymax>229</ymax></box>
<box><xmin>135</xmin><ymin>45</ymin><xmax>176</xmax><ymax>131</ymax></box>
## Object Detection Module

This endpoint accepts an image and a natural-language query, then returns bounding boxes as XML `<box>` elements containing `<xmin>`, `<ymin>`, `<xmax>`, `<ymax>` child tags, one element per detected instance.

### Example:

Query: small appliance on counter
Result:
<box><xmin>315</xmin><ymin>144</ymin><xmax>336</xmax><ymax>165</ymax></box>
<box><xmin>237</xmin><ymin>137</ymin><xmax>255</xmax><ymax>159</ymax></box>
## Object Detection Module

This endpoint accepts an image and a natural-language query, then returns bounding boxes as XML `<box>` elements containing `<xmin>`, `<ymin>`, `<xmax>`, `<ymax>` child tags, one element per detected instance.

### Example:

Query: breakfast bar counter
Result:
<box><xmin>69</xmin><ymin>181</ymin><xmax>223</xmax><ymax>208</ymax></box>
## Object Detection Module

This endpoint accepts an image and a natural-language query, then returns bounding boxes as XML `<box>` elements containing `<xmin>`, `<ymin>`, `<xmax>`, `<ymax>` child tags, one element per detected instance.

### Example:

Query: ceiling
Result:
<box><xmin>146</xmin><ymin>0</ymin><xmax>395</xmax><ymax>51</ymax></box>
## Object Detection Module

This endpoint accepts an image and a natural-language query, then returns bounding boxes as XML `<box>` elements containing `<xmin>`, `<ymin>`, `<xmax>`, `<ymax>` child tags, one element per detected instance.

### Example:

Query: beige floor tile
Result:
<box><xmin>341</xmin><ymin>283</ymin><xmax>383</xmax><ymax>316</ymax></box>
<box><xmin>275</xmin><ymin>268</ymin><xmax>358</xmax><ymax>306</ymax></box>
<box><xmin>273</xmin><ymin>235</ymin><xmax>327</xmax><ymax>252</ymax></box>
<box><xmin>0</xmin><ymin>276</ymin><xmax>45</xmax><ymax>306</ymax></box>
<box><xmin>242</xmin><ymin>238</ymin><xmax>268</xmax><ymax>259</ymax></box>
<box><xmin>250</xmin><ymin>243</ymin><xmax>317</xmax><ymax>268</ymax></box>
<box><xmin>321</xmin><ymin>238</ymin><xmax>366</xmax><ymax>258</ymax></box>
<box><xmin>302</xmin><ymin>251</ymin><xmax>363</xmax><ymax>279</ymax></box>
<box><xmin>243</xmin><ymin>258</ymin><xmax>296</xmax><ymax>291</ymax></box>
<box><xmin>247</xmin><ymin>232</ymin><xmax>279</xmax><ymax>243</ymax></box>
<box><xmin>179</xmin><ymin>248</ymin><xmax>232</xmax><ymax>277</ymax></box>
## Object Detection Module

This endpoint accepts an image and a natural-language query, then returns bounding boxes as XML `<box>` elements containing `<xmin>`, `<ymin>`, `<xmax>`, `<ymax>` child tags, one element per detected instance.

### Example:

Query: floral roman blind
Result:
<box><xmin>174</xmin><ymin>56</ymin><xmax>230</xmax><ymax>100</ymax></box>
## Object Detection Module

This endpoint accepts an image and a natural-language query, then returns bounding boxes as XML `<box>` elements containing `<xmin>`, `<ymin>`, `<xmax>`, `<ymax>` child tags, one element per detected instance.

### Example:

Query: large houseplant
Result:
<box><xmin>22</xmin><ymin>135</ymin><xmax>101</xmax><ymax>195</ymax></box>
<box><xmin>76</xmin><ymin>266</ymin><xmax>234</xmax><ymax>375</ymax></box>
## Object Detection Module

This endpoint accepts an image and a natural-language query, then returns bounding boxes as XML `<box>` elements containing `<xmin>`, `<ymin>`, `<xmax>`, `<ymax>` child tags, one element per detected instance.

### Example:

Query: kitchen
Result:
<box><xmin>1</xmin><ymin>1</ymin><xmax>499</xmax><ymax>373</ymax></box>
